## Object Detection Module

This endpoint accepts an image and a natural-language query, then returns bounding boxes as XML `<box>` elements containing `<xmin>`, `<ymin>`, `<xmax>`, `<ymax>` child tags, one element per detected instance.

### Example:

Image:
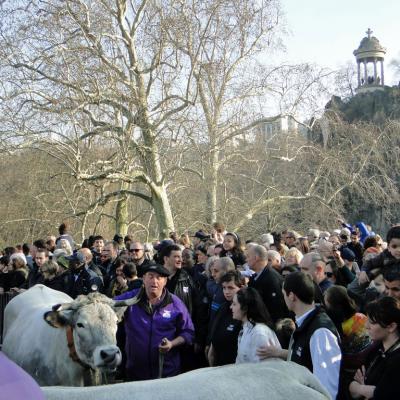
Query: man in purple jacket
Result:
<box><xmin>115</xmin><ymin>263</ymin><xmax>194</xmax><ymax>381</ymax></box>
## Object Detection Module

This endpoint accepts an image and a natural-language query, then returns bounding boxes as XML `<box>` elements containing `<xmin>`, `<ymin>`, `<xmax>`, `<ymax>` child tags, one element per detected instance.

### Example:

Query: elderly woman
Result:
<box><xmin>285</xmin><ymin>247</ymin><xmax>303</xmax><ymax>270</ymax></box>
<box><xmin>1</xmin><ymin>253</ymin><xmax>29</xmax><ymax>293</ymax></box>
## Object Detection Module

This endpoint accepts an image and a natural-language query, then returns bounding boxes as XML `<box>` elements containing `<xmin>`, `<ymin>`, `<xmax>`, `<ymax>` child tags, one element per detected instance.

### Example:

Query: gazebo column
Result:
<box><xmin>373</xmin><ymin>59</ymin><xmax>377</xmax><ymax>83</ymax></box>
<box><xmin>357</xmin><ymin>61</ymin><xmax>361</xmax><ymax>86</ymax></box>
<box><xmin>380</xmin><ymin>60</ymin><xmax>385</xmax><ymax>85</ymax></box>
<box><xmin>364</xmin><ymin>61</ymin><xmax>368</xmax><ymax>83</ymax></box>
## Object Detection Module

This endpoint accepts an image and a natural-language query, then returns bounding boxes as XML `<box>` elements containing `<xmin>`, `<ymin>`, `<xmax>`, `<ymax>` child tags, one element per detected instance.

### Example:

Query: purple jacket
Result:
<box><xmin>115</xmin><ymin>288</ymin><xmax>194</xmax><ymax>380</ymax></box>
<box><xmin>0</xmin><ymin>352</ymin><xmax>45</xmax><ymax>400</ymax></box>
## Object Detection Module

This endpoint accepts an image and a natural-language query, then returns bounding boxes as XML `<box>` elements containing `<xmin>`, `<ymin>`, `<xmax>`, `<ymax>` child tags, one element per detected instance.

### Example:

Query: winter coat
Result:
<box><xmin>115</xmin><ymin>287</ymin><xmax>194</xmax><ymax>381</ymax></box>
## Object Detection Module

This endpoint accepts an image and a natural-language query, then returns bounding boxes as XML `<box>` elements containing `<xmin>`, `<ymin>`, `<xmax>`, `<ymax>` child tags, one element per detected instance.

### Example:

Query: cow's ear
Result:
<box><xmin>112</xmin><ymin>306</ymin><xmax>127</xmax><ymax>322</ymax></box>
<box><xmin>44</xmin><ymin>310</ymin><xmax>70</xmax><ymax>328</ymax></box>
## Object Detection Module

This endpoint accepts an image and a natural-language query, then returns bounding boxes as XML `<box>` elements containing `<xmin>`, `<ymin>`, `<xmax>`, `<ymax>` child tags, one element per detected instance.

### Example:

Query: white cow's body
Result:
<box><xmin>43</xmin><ymin>359</ymin><xmax>330</xmax><ymax>400</ymax></box>
<box><xmin>2</xmin><ymin>285</ymin><xmax>121</xmax><ymax>386</ymax></box>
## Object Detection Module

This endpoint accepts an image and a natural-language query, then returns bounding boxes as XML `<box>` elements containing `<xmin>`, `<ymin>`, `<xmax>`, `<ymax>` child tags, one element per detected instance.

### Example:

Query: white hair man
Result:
<box><xmin>247</xmin><ymin>245</ymin><xmax>287</xmax><ymax>323</ymax></box>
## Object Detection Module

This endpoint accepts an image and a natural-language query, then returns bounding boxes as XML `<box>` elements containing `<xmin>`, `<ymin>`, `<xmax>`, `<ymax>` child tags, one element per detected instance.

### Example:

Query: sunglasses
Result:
<box><xmin>129</xmin><ymin>248</ymin><xmax>143</xmax><ymax>253</ymax></box>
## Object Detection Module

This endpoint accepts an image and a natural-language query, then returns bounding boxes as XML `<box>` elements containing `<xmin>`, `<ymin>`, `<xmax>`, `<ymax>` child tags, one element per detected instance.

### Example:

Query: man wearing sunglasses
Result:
<box><xmin>128</xmin><ymin>241</ymin><xmax>151</xmax><ymax>277</ymax></box>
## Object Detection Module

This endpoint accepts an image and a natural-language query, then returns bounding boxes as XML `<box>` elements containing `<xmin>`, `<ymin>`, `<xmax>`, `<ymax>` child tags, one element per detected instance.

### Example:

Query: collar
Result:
<box><xmin>295</xmin><ymin>306</ymin><xmax>316</xmax><ymax>327</ymax></box>
<box><xmin>139</xmin><ymin>287</ymin><xmax>172</xmax><ymax>314</ymax></box>
<box><xmin>253</xmin><ymin>265</ymin><xmax>268</xmax><ymax>280</ymax></box>
<box><xmin>66</xmin><ymin>326</ymin><xmax>92</xmax><ymax>370</ymax></box>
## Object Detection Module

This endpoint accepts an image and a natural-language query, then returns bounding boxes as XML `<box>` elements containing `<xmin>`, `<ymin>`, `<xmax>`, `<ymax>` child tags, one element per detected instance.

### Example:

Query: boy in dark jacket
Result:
<box><xmin>359</xmin><ymin>225</ymin><xmax>400</xmax><ymax>284</ymax></box>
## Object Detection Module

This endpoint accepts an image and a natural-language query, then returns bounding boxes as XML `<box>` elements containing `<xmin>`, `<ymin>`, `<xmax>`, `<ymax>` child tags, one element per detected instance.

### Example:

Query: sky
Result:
<box><xmin>278</xmin><ymin>0</ymin><xmax>400</xmax><ymax>85</ymax></box>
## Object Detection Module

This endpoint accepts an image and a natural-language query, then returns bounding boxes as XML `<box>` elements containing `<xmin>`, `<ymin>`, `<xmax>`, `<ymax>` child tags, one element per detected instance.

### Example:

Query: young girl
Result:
<box><xmin>220</xmin><ymin>232</ymin><xmax>246</xmax><ymax>267</ymax></box>
<box><xmin>231</xmin><ymin>287</ymin><xmax>281</xmax><ymax>363</ymax></box>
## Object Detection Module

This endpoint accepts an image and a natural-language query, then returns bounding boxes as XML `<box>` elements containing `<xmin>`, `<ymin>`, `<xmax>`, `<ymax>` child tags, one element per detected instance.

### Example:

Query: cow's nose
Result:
<box><xmin>100</xmin><ymin>348</ymin><xmax>120</xmax><ymax>363</ymax></box>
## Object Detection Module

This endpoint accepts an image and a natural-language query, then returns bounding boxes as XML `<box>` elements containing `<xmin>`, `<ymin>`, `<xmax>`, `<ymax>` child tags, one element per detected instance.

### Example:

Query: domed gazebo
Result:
<box><xmin>354</xmin><ymin>28</ymin><xmax>386</xmax><ymax>93</ymax></box>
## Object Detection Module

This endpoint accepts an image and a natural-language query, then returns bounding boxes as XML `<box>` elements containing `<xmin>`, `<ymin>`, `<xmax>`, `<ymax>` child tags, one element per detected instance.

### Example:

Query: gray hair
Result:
<box><xmin>205</xmin><ymin>256</ymin><xmax>219</xmax><ymax>278</ymax></box>
<box><xmin>215</xmin><ymin>257</ymin><xmax>235</xmax><ymax>273</ymax></box>
<box><xmin>307</xmin><ymin>229</ymin><xmax>320</xmax><ymax>240</ymax></box>
<box><xmin>267</xmin><ymin>250</ymin><xmax>281</xmax><ymax>263</ymax></box>
<box><xmin>250</xmin><ymin>244</ymin><xmax>268</xmax><ymax>260</ymax></box>
<box><xmin>309</xmin><ymin>252</ymin><xmax>326</xmax><ymax>270</ymax></box>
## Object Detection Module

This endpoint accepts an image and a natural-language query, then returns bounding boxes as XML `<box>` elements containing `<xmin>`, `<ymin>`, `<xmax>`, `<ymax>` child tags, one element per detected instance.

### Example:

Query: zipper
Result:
<box><xmin>148</xmin><ymin>307</ymin><xmax>154</xmax><ymax>378</ymax></box>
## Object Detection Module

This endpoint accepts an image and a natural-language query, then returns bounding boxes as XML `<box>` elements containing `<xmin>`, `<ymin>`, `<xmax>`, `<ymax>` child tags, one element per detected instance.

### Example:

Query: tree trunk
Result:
<box><xmin>115</xmin><ymin>192</ymin><xmax>129</xmax><ymax>236</ymax></box>
<box><xmin>151</xmin><ymin>185</ymin><xmax>175</xmax><ymax>239</ymax></box>
<box><xmin>206</xmin><ymin>150</ymin><xmax>219</xmax><ymax>224</ymax></box>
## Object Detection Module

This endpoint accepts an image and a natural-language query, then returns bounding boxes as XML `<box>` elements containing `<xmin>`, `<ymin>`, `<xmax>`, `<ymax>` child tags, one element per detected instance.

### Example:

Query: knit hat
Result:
<box><xmin>341</xmin><ymin>248</ymin><xmax>356</xmax><ymax>262</ymax></box>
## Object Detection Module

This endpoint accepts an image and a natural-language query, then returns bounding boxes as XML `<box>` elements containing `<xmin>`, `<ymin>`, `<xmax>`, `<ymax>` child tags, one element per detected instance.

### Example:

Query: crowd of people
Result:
<box><xmin>1</xmin><ymin>220</ymin><xmax>400</xmax><ymax>399</ymax></box>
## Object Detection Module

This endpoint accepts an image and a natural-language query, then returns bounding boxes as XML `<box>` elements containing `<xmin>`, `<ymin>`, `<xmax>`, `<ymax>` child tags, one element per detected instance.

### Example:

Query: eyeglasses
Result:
<box><xmin>129</xmin><ymin>248</ymin><xmax>143</xmax><ymax>253</ymax></box>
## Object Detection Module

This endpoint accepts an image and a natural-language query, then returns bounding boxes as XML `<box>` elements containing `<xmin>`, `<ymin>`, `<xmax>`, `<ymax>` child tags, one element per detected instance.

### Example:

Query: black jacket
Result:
<box><xmin>289</xmin><ymin>306</ymin><xmax>338</xmax><ymax>372</ymax></box>
<box><xmin>27</xmin><ymin>263</ymin><xmax>44</xmax><ymax>288</ymax></box>
<box><xmin>248</xmin><ymin>266</ymin><xmax>288</xmax><ymax>323</ymax></box>
<box><xmin>166</xmin><ymin>268</ymin><xmax>208</xmax><ymax>346</ymax></box>
<box><xmin>364</xmin><ymin>342</ymin><xmax>400</xmax><ymax>400</ymax></box>
<box><xmin>43</xmin><ymin>273</ymin><xmax>68</xmax><ymax>293</ymax></box>
<box><xmin>219</xmin><ymin>249</ymin><xmax>246</xmax><ymax>267</ymax></box>
<box><xmin>362</xmin><ymin>249</ymin><xmax>398</xmax><ymax>279</ymax></box>
<box><xmin>64</xmin><ymin>266</ymin><xmax>104</xmax><ymax>299</ymax></box>
<box><xmin>209</xmin><ymin>301</ymin><xmax>242</xmax><ymax>366</ymax></box>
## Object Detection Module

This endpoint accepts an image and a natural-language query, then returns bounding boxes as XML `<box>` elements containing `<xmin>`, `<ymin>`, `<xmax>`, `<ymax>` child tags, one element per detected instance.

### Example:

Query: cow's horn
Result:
<box><xmin>52</xmin><ymin>303</ymin><xmax>73</xmax><ymax>312</ymax></box>
<box><xmin>113</xmin><ymin>295</ymin><xmax>140</xmax><ymax>307</ymax></box>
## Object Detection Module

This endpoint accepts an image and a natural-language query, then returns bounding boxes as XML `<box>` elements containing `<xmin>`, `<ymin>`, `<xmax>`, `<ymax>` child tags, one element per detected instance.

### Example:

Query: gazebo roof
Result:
<box><xmin>353</xmin><ymin>28</ymin><xmax>386</xmax><ymax>58</ymax></box>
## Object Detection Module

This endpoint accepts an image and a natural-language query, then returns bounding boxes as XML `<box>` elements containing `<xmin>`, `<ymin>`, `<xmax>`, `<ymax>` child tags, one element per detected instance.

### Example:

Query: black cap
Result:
<box><xmin>65</xmin><ymin>252</ymin><xmax>85</xmax><ymax>264</ymax></box>
<box><xmin>113</xmin><ymin>234</ymin><xmax>124</xmax><ymax>243</ymax></box>
<box><xmin>143</xmin><ymin>263</ymin><xmax>170</xmax><ymax>277</ymax></box>
<box><xmin>191</xmin><ymin>230</ymin><xmax>210</xmax><ymax>241</ymax></box>
<box><xmin>154</xmin><ymin>239</ymin><xmax>174</xmax><ymax>252</ymax></box>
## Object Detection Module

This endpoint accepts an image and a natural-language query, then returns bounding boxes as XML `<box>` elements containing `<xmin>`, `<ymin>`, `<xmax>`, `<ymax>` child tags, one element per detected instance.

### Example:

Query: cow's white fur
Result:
<box><xmin>2</xmin><ymin>285</ymin><xmax>120</xmax><ymax>386</ymax></box>
<box><xmin>43</xmin><ymin>359</ymin><xmax>330</xmax><ymax>400</ymax></box>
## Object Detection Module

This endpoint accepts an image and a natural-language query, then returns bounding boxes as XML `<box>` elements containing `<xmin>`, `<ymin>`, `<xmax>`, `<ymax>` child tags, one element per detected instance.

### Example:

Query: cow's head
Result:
<box><xmin>44</xmin><ymin>292</ymin><xmax>128</xmax><ymax>372</ymax></box>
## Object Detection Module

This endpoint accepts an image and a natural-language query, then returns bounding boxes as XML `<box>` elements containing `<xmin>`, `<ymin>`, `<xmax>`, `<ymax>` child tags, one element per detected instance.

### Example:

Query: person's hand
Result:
<box><xmin>116</xmin><ymin>275</ymin><xmax>127</xmax><ymax>288</ymax></box>
<box><xmin>0</xmin><ymin>265</ymin><xmax>8</xmax><ymax>273</ymax></box>
<box><xmin>159</xmin><ymin>338</ymin><xmax>173</xmax><ymax>353</ymax></box>
<box><xmin>358</xmin><ymin>271</ymin><xmax>370</xmax><ymax>285</ymax></box>
<box><xmin>256</xmin><ymin>343</ymin><xmax>282</xmax><ymax>360</ymax></box>
<box><xmin>332</xmin><ymin>249</ymin><xmax>341</xmax><ymax>259</ymax></box>
<box><xmin>349</xmin><ymin>381</ymin><xmax>362</xmax><ymax>398</ymax></box>
<box><xmin>354</xmin><ymin>366</ymin><xmax>366</xmax><ymax>384</ymax></box>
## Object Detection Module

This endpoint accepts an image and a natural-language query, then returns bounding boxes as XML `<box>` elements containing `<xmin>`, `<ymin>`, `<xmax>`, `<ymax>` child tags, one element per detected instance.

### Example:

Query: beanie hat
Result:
<box><xmin>341</xmin><ymin>247</ymin><xmax>356</xmax><ymax>262</ymax></box>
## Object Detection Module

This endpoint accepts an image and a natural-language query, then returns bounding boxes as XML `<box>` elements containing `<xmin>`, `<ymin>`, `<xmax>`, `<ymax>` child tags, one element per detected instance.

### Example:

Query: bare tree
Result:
<box><xmin>0</xmin><ymin>0</ymin><xmax>207</xmax><ymax>238</ymax></box>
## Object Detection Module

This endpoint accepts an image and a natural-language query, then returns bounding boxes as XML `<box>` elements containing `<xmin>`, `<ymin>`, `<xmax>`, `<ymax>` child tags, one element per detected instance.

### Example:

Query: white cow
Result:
<box><xmin>43</xmin><ymin>359</ymin><xmax>330</xmax><ymax>400</ymax></box>
<box><xmin>2</xmin><ymin>285</ymin><xmax>125</xmax><ymax>386</ymax></box>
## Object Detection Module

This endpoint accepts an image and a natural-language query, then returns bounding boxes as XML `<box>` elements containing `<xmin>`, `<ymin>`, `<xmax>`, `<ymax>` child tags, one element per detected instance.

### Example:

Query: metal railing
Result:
<box><xmin>0</xmin><ymin>292</ymin><xmax>19</xmax><ymax>345</ymax></box>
